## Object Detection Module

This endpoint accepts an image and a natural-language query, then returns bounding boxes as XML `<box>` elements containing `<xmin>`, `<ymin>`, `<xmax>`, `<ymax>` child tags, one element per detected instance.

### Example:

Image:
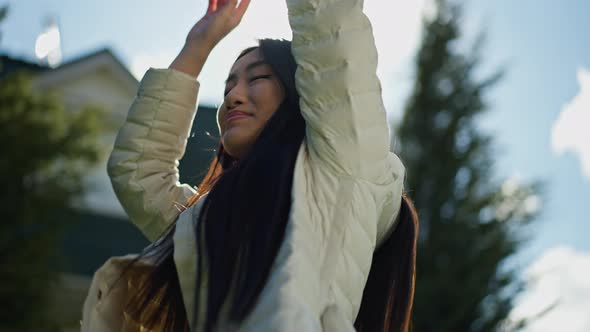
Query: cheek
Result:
<box><xmin>217</xmin><ymin>107</ymin><xmax>227</xmax><ymax>131</ymax></box>
<box><xmin>252</xmin><ymin>84</ymin><xmax>283</xmax><ymax>117</ymax></box>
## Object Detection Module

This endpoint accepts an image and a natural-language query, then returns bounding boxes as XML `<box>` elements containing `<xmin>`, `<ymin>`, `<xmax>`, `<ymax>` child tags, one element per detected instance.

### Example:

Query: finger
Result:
<box><xmin>235</xmin><ymin>0</ymin><xmax>251</xmax><ymax>16</ymax></box>
<box><xmin>218</xmin><ymin>0</ymin><xmax>231</xmax><ymax>9</ymax></box>
<box><xmin>207</xmin><ymin>0</ymin><xmax>217</xmax><ymax>13</ymax></box>
<box><xmin>221</xmin><ymin>0</ymin><xmax>237</xmax><ymax>10</ymax></box>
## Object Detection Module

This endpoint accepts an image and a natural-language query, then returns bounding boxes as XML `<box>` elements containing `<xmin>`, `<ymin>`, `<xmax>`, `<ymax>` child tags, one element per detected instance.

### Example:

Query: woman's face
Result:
<box><xmin>217</xmin><ymin>48</ymin><xmax>285</xmax><ymax>159</ymax></box>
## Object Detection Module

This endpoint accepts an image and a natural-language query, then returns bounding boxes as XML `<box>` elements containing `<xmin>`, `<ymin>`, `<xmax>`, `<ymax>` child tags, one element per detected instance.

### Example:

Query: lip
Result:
<box><xmin>226</xmin><ymin>111</ymin><xmax>252</xmax><ymax>124</ymax></box>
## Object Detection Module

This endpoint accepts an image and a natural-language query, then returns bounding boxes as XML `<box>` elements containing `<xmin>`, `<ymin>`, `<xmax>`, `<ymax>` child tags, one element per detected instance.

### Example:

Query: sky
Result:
<box><xmin>2</xmin><ymin>0</ymin><xmax>589</xmax><ymax>329</ymax></box>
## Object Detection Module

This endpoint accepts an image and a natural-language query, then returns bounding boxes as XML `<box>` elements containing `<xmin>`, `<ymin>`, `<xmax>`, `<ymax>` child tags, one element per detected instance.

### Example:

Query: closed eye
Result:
<box><xmin>250</xmin><ymin>74</ymin><xmax>272</xmax><ymax>83</ymax></box>
<box><xmin>223</xmin><ymin>83</ymin><xmax>235</xmax><ymax>96</ymax></box>
<box><xmin>224</xmin><ymin>75</ymin><xmax>273</xmax><ymax>96</ymax></box>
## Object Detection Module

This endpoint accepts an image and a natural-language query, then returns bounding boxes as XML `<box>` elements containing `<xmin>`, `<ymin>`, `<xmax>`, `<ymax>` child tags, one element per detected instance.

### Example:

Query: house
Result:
<box><xmin>1</xmin><ymin>48</ymin><xmax>220</xmax><ymax>330</ymax></box>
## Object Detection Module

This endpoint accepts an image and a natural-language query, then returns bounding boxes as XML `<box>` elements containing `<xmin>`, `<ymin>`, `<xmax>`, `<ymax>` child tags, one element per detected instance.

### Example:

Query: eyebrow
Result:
<box><xmin>224</xmin><ymin>60</ymin><xmax>270</xmax><ymax>85</ymax></box>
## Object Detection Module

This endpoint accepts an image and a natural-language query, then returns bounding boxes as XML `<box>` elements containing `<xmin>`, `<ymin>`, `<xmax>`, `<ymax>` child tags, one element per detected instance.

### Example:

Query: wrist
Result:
<box><xmin>169</xmin><ymin>42</ymin><xmax>211</xmax><ymax>79</ymax></box>
<box><xmin>182</xmin><ymin>38</ymin><xmax>214</xmax><ymax>58</ymax></box>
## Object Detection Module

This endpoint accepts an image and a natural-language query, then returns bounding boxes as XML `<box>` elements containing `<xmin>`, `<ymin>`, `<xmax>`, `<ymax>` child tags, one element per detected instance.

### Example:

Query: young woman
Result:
<box><xmin>81</xmin><ymin>0</ymin><xmax>419</xmax><ymax>331</ymax></box>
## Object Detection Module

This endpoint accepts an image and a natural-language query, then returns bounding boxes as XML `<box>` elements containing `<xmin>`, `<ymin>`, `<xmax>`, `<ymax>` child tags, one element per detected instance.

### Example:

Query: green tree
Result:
<box><xmin>0</xmin><ymin>8</ymin><xmax>108</xmax><ymax>330</ymax></box>
<box><xmin>0</xmin><ymin>72</ymin><xmax>108</xmax><ymax>332</ymax></box>
<box><xmin>395</xmin><ymin>1</ymin><xmax>541</xmax><ymax>330</ymax></box>
<box><xmin>0</xmin><ymin>6</ymin><xmax>6</xmax><ymax>44</ymax></box>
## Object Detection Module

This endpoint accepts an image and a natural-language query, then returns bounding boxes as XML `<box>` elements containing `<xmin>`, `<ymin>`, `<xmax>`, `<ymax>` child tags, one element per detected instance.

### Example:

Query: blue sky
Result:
<box><xmin>470</xmin><ymin>0</ymin><xmax>590</xmax><ymax>254</ymax></box>
<box><xmin>2</xmin><ymin>0</ymin><xmax>589</xmax><ymax>328</ymax></box>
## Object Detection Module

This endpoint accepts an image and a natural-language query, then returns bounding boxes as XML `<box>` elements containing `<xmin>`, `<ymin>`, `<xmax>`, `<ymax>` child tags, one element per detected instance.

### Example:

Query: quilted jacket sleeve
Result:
<box><xmin>286</xmin><ymin>0</ymin><xmax>399</xmax><ymax>184</ymax></box>
<box><xmin>107</xmin><ymin>68</ymin><xmax>199</xmax><ymax>241</ymax></box>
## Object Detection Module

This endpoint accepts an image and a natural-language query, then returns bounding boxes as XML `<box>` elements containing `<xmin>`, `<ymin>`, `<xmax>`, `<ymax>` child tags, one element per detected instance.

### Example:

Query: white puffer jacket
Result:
<box><xmin>81</xmin><ymin>0</ymin><xmax>405</xmax><ymax>330</ymax></box>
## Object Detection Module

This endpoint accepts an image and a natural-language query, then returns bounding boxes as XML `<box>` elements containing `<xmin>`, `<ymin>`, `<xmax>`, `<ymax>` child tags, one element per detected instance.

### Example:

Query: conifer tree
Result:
<box><xmin>395</xmin><ymin>1</ymin><xmax>540</xmax><ymax>330</ymax></box>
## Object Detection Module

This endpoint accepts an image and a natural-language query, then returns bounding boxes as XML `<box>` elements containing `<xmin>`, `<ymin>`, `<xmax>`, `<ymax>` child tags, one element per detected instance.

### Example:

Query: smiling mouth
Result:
<box><xmin>226</xmin><ymin>112</ymin><xmax>251</xmax><ymax>124</ymax></box>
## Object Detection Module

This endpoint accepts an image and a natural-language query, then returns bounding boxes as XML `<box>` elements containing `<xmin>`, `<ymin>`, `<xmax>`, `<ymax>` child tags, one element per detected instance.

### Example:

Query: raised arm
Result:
<box><xmin>286</xmin><ymin>0</ymin><xmax>397</xmax><ymax>183</ymax></box>
<box><xmin>107</xmin><ymin>68</ymin><xmax>200</xmax><ymax>241</ymax></box>
<box><xmin>108</xmin><ymin>0</ymin><xmax>251</xmax><ymax>241</ymax></box>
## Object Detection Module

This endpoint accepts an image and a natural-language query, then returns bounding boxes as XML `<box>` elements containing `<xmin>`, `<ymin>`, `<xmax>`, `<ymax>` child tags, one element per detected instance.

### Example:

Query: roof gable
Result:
<box><xmin>31</xmin><ymin>48</ymin><xmax>138</xmax><ymax>96</ymax></box>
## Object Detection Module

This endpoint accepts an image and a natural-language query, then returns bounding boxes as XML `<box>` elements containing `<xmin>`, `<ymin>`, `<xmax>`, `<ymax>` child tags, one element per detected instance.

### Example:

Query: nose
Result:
<box><xmin>224</xmin><ymin>81</ymin><xmax>247</xmax><ymax>109</ymax></box>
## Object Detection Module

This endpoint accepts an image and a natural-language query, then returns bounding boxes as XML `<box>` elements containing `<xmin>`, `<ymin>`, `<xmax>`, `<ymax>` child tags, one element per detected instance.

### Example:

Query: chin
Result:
<box><xmin>222</xmin><ymin>130</ymin><xmax>255</xmax><ymax>159</ymax></box>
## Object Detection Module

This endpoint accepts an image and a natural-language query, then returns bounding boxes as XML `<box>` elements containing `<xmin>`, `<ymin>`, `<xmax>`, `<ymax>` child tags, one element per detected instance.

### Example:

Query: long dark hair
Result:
<box><xmin>123</xmin><ymin>39</ymin><xmax>419</xmax><ymax>332</ymax></box>
<box><xmin>354</xmin><ymin>193</ymin><xmax>419</xmax><ymax>332</ymax></box>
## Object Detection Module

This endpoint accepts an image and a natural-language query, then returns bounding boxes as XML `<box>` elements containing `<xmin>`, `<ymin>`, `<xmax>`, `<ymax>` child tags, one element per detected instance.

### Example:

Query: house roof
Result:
<box><xmin>32</xmin><ymin>48</ymin><xmax>139</xmax><ymax>94</ymax></box>
<box><xmin>0</xmin><ymin>48</ymin><xmax>138</xmax><ymax>90</ymax></box>
<box><xmin>0</xmin><ymin>53</ymin><xmax>48</xmax><ymax>79</ymax></box>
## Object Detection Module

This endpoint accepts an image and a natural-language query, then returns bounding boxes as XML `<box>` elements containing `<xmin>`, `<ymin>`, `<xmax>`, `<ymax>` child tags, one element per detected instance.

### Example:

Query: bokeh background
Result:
<box><xmin>1</xmin><ymin>0</ymin><xmax>588</xmax><ymax>330</ymax></box>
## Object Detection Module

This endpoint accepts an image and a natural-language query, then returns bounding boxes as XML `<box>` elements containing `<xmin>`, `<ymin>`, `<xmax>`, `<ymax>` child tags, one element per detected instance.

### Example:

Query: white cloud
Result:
<box><xmin>551</xmin><ymin>67</ymin><xmax>590</xmax><ymax>180</ymax></box>
<box><xmin>129</xmin><ymin>0</ymin><xmax>429</xmax><ymax>111</ymax></box>
<box><xmin>509</xmin><ymin>246</ymin><xmax>590</xmax><ymax>331</ymax></box>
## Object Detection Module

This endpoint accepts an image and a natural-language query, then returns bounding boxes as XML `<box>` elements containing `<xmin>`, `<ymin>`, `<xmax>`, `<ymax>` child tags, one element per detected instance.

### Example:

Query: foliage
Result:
<box><xmin>395</xmin><ymin>1</ymin><xmax>542</xmax><ymax>330</ymax></box>
<box><xmin>0</xmin><ymin>67</ymin><xmax>108</xmax><ymax>331</ymax></box>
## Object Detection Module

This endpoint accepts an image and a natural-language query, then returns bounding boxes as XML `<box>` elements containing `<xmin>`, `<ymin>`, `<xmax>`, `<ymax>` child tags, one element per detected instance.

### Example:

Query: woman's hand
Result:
<box><xmin>186</xmin><ymin>0</ymin><xmax>252</xmax><ymax>50</ymax></box>
<box><xmin>170</xmin><ymin>0</ymin><xmax>251</xmax><ymax>78</ymax></box>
